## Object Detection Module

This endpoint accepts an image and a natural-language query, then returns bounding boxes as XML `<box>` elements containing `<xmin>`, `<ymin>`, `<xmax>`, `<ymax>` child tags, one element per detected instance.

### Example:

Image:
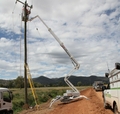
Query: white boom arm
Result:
<box><xmin>30</xmin><ymin>15</ymin><xmax>80</xmax><ymax>92</ymax></box>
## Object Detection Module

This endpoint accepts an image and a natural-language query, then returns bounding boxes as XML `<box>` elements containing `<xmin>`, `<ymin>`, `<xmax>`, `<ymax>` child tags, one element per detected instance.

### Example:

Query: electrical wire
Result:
<box><xmin>11</xmin><ymin>4</ymin><xmax>21</xmax><ymax>78</ymax></box>
<box><xmin>20</xmin><ymin>16</ymin><xmax>23</xmax><ymax>76</ymax></box>
<box><xmin>12</xmin><ymin>1</ymin><xmax>24</xmax><ymax>77</ymax></box>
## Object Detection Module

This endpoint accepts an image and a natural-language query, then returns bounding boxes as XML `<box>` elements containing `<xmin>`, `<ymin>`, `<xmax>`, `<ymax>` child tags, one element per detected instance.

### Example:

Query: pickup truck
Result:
<box><xmin>103</xmin><ymin>63</ymin><xmax>120</xmax><ymax>114</ymax></box>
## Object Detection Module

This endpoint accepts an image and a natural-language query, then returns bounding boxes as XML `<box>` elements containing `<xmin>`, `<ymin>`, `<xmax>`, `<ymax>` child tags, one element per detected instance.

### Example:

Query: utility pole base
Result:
<box><xmin>23</xmin><ymin>104</ymin><xmax>29</xmax><ymax>110</ymax></box>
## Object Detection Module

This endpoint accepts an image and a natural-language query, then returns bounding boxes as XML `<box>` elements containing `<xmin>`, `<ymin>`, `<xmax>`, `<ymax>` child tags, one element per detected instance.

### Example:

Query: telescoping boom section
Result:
<box><xmin>30</xmin><ymin>15</ymin><xmax>88</xmax><ymax>108</ymax></box>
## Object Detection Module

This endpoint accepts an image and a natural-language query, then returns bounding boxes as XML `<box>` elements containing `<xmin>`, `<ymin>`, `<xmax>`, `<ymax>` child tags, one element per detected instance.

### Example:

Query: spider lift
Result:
<box><xmin>30</xmin><ymin>15</ymin><xmax>88</xmax><ymax>108</ymax></box>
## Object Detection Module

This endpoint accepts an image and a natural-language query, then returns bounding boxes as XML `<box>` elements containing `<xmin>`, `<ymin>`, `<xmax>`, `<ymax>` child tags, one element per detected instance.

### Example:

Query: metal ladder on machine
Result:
<box><xmin>25</xmin><ymin>63</ymin><xmax>40</xmax><ymax>110</ymax></box>
<box><xmin>29</xmin><ymin>15</ymin><xmax>88</xmax><ymax>108</ymax></box>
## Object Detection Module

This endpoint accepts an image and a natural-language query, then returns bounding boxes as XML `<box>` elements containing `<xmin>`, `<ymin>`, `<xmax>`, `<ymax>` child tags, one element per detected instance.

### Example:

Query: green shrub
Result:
<box><xmin>28</xmin><ymin>93</ymin><xmax>35</xmax><ymax>106</ymax></box>
<box><xmin>12</xmin><ymin>100</ymin><xmax>24</xmax><ymax>114</ymax></box>
<box><xmin>39</xmin><ymin>93</ymin><xmax>49</xmax><ymax>103</ymax></box>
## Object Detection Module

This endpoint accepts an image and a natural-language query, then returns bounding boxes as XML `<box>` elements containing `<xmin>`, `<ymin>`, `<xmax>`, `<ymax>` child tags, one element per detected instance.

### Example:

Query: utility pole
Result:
<box><xmin>24</xmin><ymin>0</ymin><xmax>28</xmax><ymax>106</ymax></box>
<box><xmin>16</xmin><ymin>0</ymin><xmax>32</xmax><ymax>108</ymax></box>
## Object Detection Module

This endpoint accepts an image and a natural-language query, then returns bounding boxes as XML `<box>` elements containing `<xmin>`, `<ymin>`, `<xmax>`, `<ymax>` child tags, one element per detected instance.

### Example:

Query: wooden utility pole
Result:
<box><xmin>16</xmin><ymin>0</ymin><xmax>32</xmax><ymax>108</ymax></box>
<box><xmin>24</xmin><ymin>0</ymin><xmax>28</xmax><ymax>105</ymax></box>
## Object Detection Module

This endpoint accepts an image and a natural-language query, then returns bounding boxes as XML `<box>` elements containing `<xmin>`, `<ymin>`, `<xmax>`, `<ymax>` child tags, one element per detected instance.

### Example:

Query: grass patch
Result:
<box><xmin>11</xmin><ymin>86</ymin><xmax>89</xmax><ymax>113</ymax></box>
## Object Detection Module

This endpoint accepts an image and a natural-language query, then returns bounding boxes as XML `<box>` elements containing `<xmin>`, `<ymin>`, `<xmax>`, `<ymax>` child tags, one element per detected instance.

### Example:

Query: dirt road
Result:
<box><xmin>19</xmin><ymin>88</ymin><xmax>113</xmax><ymax>114</ymax></box>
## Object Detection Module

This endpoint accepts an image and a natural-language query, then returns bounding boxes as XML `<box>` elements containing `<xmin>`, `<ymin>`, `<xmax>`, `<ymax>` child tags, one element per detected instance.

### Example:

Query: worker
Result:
<box><xmin>22</xmin><ymin>6</ymin><xmax>31</xmax><ymax>21</ymax></box>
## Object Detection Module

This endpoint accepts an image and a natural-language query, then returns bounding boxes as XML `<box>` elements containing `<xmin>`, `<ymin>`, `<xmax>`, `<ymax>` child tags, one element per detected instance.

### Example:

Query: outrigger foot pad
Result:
<box><xmin>49</xmin><ymin>95</ymin><xmax>88</xmax><ymax>108</ymax></box>
<box><xmin>79</xmin><ymin>95</ymin><xmax>89</xmax><ymax>100</ymax></box>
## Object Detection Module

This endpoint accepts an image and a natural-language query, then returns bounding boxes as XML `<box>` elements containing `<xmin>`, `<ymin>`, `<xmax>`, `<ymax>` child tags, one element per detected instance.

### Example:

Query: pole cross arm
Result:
<box><xmin>16</xmin><ymin>0</ymin><xmax>33</xmax><ymax>8</ymax></box>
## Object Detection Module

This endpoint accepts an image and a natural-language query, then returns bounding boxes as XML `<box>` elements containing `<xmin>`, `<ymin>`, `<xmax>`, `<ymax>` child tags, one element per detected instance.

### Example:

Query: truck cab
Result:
<box><xmin>103</xmin><ymin>63</ymin><xmax>120</xmax><ymax>114</ymax></box>
<box><xmin>0</xmin><ymin>88</ymin><xmax>13</xmax><ymax>114</ymax></box>
<box><xmin>93</xmin><ymin>81</ymin><xmax>104</xmax><ymax>91</ymax></box>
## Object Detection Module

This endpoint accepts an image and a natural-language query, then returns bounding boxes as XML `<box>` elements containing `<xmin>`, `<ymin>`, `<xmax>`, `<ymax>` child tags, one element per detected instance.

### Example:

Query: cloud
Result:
<box><xmin>0</xmin><ymin>0</ymin><xmax>120</xmax><ymax>79</ymax></box>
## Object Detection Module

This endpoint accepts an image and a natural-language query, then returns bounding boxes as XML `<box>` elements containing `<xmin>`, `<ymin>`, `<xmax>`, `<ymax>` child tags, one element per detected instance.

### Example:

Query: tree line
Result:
<box><xmin>0</xmin><ymin>76</ymin><xmax>43</xmax><ymax>88</ymax></box>
<box><xmin>0</xmin><ymin>76</ymin><xmax>82</xmax><ymax>88</ymax></box>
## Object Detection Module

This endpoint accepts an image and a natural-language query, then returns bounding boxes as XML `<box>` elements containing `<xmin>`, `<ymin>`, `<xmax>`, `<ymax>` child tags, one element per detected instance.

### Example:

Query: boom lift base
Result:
<box><xmin>49</xmin><ymin>91</ymin><xmax>88</xmax><ymax>108</ymax></box>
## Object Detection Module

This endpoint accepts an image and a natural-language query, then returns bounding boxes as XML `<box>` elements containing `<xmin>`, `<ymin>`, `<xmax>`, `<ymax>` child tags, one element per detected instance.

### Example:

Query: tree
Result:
<box><xmin>77</xmin><ymin>81</ymin><xmax>81</xmax><ymax>86</ymax></box>
<box><xmin>8</xmin><ymin>80</ymin><xmax>15</xmax><ymax>88</ymax></box>
<box><xmin>15</xmin><ymin>76</ymin><xmax>24</xmax><ymax>88</ymax></box>
<box><xmin>34</xmin><ymin>82</ymin><xmax>42</xmax><ymax>87</ymax></box>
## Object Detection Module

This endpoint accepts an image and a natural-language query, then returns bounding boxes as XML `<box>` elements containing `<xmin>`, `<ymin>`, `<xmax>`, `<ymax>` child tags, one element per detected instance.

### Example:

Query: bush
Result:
<box><xmin>12</xmin><ymin>100</ymin><xmax>24</xmax><ymax>114</ymax></box>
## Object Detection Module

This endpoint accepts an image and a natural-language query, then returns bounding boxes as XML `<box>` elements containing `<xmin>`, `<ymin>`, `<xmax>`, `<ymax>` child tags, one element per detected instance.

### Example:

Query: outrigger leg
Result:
<box><xmin>49</xmin><ymin>91</ymin><xmax>89</xmax><ymax>108</ymax></box>
<box><xmin>49</xmin><ymin>95</ymin><xmax>62</xmax><ymax>108</ymax></box>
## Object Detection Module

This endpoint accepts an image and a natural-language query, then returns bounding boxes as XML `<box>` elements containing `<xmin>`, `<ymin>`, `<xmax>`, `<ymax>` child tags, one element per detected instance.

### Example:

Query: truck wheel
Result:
<box><xmin>3</xmin><ymin>110</ymin><xmax>8</xmax><ymax>114</ymax></box>
<box><xmin>114</xmin><ymin>104</ymin><xmax>119</xmax><ymax>114</ymax></box>
<box><xmin>8</xmin><ymin>110</ymin><xmax>13</xmax><ymax>114</ymax></box>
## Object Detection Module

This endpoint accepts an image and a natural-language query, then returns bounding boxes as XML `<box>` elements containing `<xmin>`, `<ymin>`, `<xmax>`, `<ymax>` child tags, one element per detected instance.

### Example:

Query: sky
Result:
<box><xmin>0</xmin><ymin>0</ymin><xmax>120</xmax><ymax>80</ymax></box>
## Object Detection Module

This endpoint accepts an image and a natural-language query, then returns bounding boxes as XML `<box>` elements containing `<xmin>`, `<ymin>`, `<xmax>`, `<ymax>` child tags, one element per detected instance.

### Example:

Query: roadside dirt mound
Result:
<box><xmin>19</xmin><ymin>88</ymin><xmax>113</xmax><ymax>114</ymax></box>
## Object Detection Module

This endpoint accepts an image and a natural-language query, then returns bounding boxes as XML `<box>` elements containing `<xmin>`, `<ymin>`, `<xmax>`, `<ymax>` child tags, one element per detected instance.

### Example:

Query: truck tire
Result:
<box><xmin>0</xmin><ymin>110</ymin><xmax>13</xmax><ymax>114</ymax></box>
<box><xmin>8</xmin><ymin>110</ymin><xmax>13</xmax><ymax>114</ymax></box>
<box><xmin>115</xmin><ymin>63</ymin><xmax>120</xmax><ymax>70</ymax></box>
<box><xmin>0</xmin><ymin>110</ymin><xmax>8</xmax><ymax>114</ymax></box>
<box><xmin>113</xmin><ymin>103</ymin><xmax>119</xmax><ymax>114</ymax></box>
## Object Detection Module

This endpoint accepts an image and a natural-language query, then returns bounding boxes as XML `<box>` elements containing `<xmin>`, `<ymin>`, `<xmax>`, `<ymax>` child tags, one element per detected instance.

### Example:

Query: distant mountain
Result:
<box><xmin>33</xmin><ymin>75</ymin><xmax>109</xmax><ymax>86</ymax></box>
<box><xmin>0</xmin><ymin>75</ymin><xmax>109</xmax><ymax>87</ymax></box>
<box><xmin>33</xmin><ymin>76</ymin><xmax>55</xmax><ymax>85</ymax></box>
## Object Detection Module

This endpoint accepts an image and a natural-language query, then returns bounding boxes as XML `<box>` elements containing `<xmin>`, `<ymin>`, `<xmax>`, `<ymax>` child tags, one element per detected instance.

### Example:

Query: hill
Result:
<box><xmin>33</xmin><ymin>75</ymin><xmax>109</xmax><ymax>86</ymax></box>
<box><xmin>0</xmin><ymin>75</ymin><xmax>109</xmax><ymax>87</ymax></box>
